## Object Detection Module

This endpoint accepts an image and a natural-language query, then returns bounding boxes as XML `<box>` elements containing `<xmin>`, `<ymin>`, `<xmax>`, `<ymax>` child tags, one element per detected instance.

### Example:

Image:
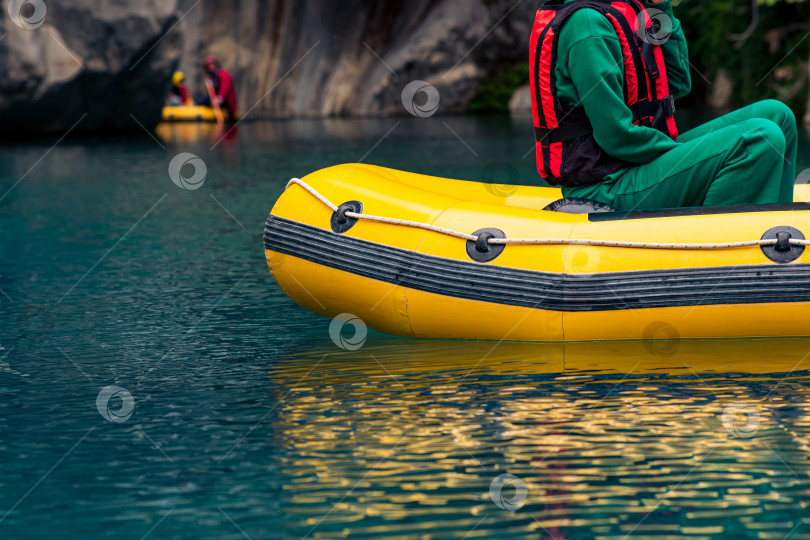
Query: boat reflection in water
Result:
<box><xmin>272</xmin><ymin>338</ymin><xmax>810</xmax><ymax>539</ymax></box>
<box><xmin>155</xmin><ymin>122</ymin><xmax>238</xmax><ymax>145</ymax></box>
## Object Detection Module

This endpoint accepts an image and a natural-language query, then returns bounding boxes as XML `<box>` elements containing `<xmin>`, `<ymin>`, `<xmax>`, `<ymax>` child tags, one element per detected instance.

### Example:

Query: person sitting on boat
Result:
<box><xmin>167</xmin><ymin>71</ymin><xmax>191</xmax><ymax>106</ymax></box>
<box><xmin>195</xmin><ymin>55</ymin><xmax>238</xmax><ymax>120</ymax></box>
<box><xmin>531</xmin><ymin>0</ymin><xmax>797</xmax><ymax>210</ymax></box>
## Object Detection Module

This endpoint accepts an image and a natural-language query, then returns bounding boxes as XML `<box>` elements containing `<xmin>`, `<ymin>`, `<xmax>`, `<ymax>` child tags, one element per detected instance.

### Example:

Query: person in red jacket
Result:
<box><xmin>195</xmin><ymin>55</ymin><xmax>238</xmax><ymax>120</ymax></box>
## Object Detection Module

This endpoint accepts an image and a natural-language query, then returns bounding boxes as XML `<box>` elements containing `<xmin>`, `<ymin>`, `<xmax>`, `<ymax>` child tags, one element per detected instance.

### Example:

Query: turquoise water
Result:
<box><xmin>2</xmin><ymin>115</ymin><xmax>810</xmax><ymax>539</ymax></box>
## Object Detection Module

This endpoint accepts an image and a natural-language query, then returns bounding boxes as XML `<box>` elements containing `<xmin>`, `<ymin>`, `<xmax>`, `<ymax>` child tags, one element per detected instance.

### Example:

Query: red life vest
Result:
<box><xmin>530</xmin><ymin>0</ymin><xmax>679</xmax><ymax>187</ymax></box>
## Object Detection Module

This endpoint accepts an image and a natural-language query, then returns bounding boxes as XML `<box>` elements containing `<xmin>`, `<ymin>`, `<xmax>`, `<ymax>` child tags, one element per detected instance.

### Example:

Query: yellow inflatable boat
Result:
<box><xmin>161</xmin><ymin>105</ymin><xmax>238</xmax><ymax>122</ymax></box>
<box><xmin>264</xmin><ymin>164</ymin><xmax>810</xmax><ymax>342</ymax></box>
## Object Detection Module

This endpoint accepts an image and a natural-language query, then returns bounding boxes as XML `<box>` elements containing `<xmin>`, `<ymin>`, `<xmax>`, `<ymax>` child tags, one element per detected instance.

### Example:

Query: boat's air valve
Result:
<box><xmin>761</xmin><ymin>226</ymin><xmax>805</xmax><ymax>263</ymax></box>
<box><xmin>466</xmin><ymin>228</ymin><xmax>506</xmax><ymax>263</ymax></box>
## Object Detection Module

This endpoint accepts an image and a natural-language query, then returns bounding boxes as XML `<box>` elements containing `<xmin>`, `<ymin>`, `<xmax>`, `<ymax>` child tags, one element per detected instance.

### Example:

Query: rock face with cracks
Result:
<box><xmin>177</xmin><ymin>0</ymin><xmax>535</xmax><ymax>119</ymax></box>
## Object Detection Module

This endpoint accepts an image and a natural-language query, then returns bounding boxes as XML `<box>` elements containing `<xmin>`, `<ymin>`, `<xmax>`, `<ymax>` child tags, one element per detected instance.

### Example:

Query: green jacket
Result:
<box><xmin>556</xmin><ymin>0</ymin><xmax>691</xmax><ymax>183</ymax></box>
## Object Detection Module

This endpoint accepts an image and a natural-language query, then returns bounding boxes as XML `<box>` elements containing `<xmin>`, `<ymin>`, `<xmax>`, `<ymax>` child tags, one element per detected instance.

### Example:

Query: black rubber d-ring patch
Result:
<box><xmin>466</xmin><ymin>228</ymin><xmax>506</xmax><ymax>263</ymax></box>
<box><xmin>761</xmin><ymin>226</ymin><xmax>805</xmax><ymax>263</ymax></box>
<box><xmin>331</xmin><ymin>200</ymin><xmax>363</xmax><ymax>233</ymax></box>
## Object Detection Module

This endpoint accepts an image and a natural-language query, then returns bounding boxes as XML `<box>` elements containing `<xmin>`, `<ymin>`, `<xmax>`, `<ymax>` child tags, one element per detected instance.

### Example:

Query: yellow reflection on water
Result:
<box><xmin>154</xmin><ymin>122</ymin><xmax>217</xmax><ymax>145</ymax></box>
<box><xmin>272</xmin><ymin>339</ymin><xmax>810</xmax><ymax>539</ymax></box>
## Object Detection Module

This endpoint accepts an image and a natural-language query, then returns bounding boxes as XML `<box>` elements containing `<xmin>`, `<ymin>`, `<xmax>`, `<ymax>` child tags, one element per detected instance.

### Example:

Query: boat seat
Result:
<box><xmin>543</xmin><ymin>197</ymin><xmax>616</xmax><ymax>214</ymax></box>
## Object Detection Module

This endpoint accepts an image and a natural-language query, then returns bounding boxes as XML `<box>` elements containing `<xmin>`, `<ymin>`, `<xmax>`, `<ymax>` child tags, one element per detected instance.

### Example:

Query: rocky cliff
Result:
<box><xmin>0</xmin><ymin>0</ymin><xmax>182</xmax><ymax>134</ymax></box>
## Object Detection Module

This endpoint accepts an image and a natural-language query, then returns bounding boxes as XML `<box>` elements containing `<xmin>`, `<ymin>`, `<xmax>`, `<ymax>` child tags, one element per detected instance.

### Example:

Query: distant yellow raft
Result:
<box><xmin>161</xmin><ymin>105</ymin><xmax>238</xmax><ymax>122</ymax></box>
<box><xmin>264</xmin><ymin>164</ymin><xmax>810</xmax><ymax>342</ymax></box>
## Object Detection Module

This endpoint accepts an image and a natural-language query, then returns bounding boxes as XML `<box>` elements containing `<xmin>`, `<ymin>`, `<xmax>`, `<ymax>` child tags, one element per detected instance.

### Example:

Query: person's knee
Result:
<box><xmin>761</xmin><ymin>119</ymin><xmax>787</xmax><ymax>151</ymax></box>
<box><xmin>760</xmin><ymin>99</ymin><xmax>796</xmax><ymax>132</ymax></box>
<box><xmin>760</xmin><ymin>98</ymin><xmax>793</xmax><ymax>118</ymax></box>
<box><xmin>738</xmin><ymin>118</ymin><xmax>786</xmax><ymax>162</ymax></box>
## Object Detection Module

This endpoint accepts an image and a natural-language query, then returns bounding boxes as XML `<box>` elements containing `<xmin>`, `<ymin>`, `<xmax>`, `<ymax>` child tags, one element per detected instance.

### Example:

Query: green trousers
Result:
<box><xmin>562</xmin><ymin>100</ymin><xmax>798</xmax><ymax>211</ymax></box>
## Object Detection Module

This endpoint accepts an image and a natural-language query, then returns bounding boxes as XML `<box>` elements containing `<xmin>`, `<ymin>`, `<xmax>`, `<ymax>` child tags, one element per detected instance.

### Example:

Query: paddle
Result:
<box><xmin>205</xmin><ymin>78</ymin><xmax>225</xmax><ymax>125</ymax></box>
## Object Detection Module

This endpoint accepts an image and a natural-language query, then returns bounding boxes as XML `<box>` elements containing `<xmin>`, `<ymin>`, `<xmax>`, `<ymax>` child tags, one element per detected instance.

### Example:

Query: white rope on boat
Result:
<box><xmin>285</xmin><ymin>178</ymin><xmax>810</xmax><ymax>250</ymax></box>
<box><xmin>285</xmin><ymin>178</ymin><xmax>478</xmax><ymax>241</ymax></box>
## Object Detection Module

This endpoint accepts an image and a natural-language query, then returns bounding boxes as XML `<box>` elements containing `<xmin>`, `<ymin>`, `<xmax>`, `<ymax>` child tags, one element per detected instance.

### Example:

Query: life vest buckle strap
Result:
<box><xmin>629</xmin><ymin>96</ymin><xmax>676</xmax><ymax>120</ymax></box>
<box><xmin>662</xmin><ymin>95</ymin><xmax>676</xmax><ymax>117</ymax></box>
<box><xmin>534</xmin><ymin>119</ymin><xmax>594</xmax><ymax>144</ymax></box>
<box><xmin>640</xmin><ymin>40</ymin><xmax>661</xmax><ymax>80</ymax></box>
